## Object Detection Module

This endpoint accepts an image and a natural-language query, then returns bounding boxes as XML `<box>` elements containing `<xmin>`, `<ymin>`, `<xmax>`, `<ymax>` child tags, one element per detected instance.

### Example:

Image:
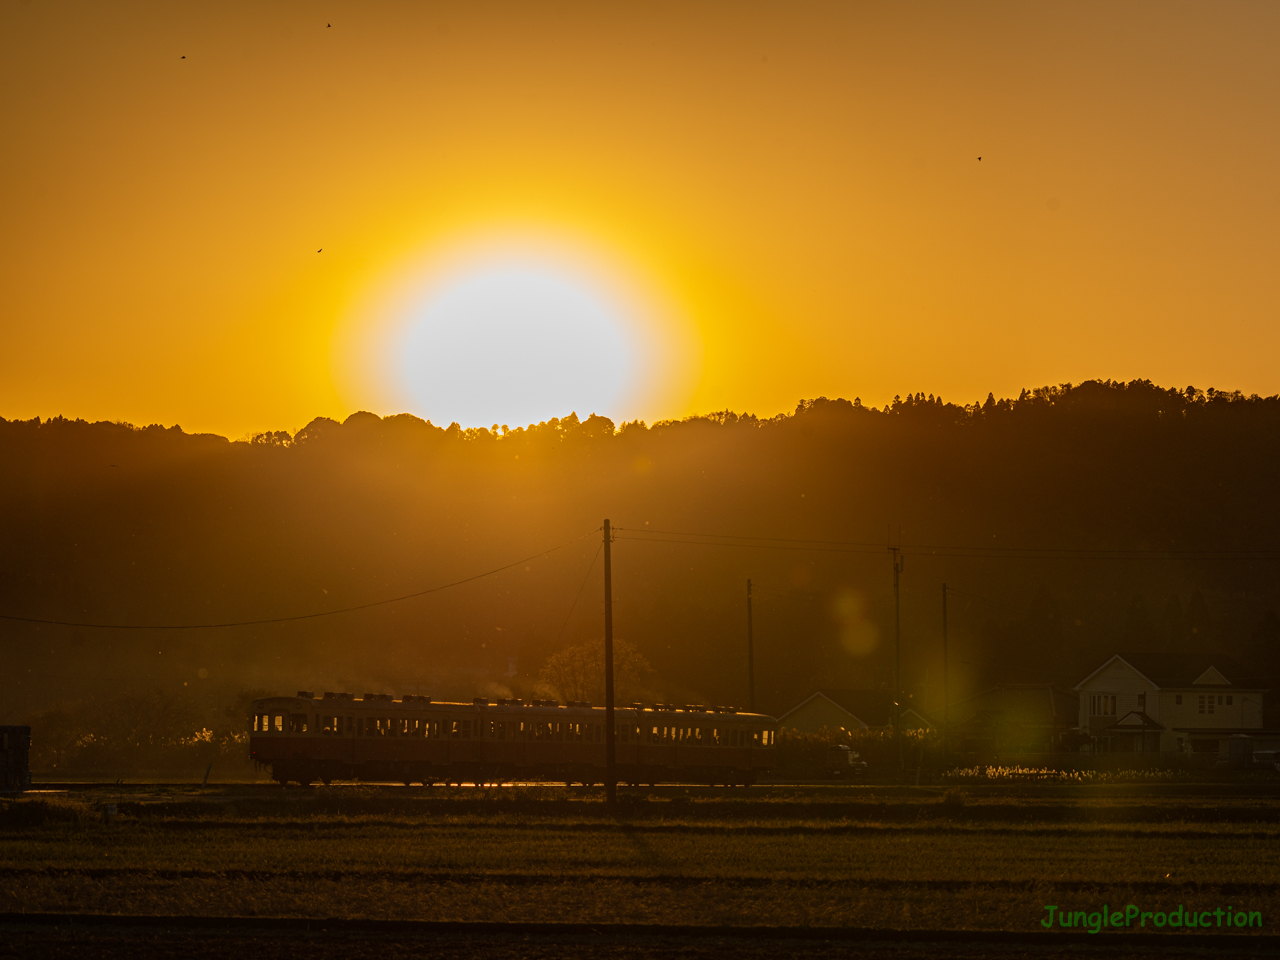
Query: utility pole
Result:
<box><xmin>889</xmin><ymin>545</ymin><xmax>904</xmax><ymax>774</ymax></box>
<box><xmin>746</xmin><ymin>579</ymin><xmax>755</xmax><ymax>712</ymax></box>
<box><xmin>603</xmin><ymin>519</ymin><xmax>616</xmax><ymax>805</ymax></box>
<box><xmin>942</xmin><ymin>583</ymin><xmax>949</xmax><ymax>753</ymax></box>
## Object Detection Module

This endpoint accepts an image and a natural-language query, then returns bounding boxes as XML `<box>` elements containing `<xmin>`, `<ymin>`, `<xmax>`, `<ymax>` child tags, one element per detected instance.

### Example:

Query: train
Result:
<box><xmin>250</xmin><ymin>692</ymin><xmax>778</xmax><ymax>786</ymax></box>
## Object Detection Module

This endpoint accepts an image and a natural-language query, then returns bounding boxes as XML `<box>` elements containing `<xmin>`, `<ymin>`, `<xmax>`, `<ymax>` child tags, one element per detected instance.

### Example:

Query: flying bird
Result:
<box><xmin>317</xmin><ymin>248</ymin><xmax>323</xmax><ymax>253</ymax></box>
<box><xmin>327</xmin><ymin>23</ymin><xmax>331</xmax><ymax>27</ymax></box>
<box><xmin>977</xmin><ymin>156</ymin><xmax>982</xmax><ymax>160</ymax></box>
<box><xmin>181</xmin><ymin>55</ymin><xmax>185</xmax><ymax>59</ymax></box>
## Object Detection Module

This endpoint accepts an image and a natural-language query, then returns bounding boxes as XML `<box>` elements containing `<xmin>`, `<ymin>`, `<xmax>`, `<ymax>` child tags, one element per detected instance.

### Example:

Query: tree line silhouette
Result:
<box><xmin>3</xmin><ymin>378</ymin><xmax>1280</xmax><ymax>744</ymax></box>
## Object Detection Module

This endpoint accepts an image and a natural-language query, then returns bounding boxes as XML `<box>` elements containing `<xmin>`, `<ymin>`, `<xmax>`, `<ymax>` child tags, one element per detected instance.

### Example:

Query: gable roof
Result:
<box><xmin>1193</xmin><ymin>666</ymin><xmax>1230</xmax><ymax>685</ymax></box>
<box><xmin>778</xmin><ymin>689</ymin><xmax>895</xmax><ymax>728</ymax></box>
<box><xmin>1108</xmin><ymin>710</ymin><xmax>1165</xmax><ymax>731</ymax></box>
<box><xmin>1074</xmin><ymin>653</ymin><xmax>1255</xmax><ymax>691</ymax></box>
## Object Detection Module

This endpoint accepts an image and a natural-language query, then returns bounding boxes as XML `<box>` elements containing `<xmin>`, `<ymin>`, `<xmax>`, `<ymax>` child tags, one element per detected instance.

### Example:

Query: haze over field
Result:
<box><xmin>5</xmin><ymin>380</ymin><xmax>1279</xmax><ymax>728</ymax></box>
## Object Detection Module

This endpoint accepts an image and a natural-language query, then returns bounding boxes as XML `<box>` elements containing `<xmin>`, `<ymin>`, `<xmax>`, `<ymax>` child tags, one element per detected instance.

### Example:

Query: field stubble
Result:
<box><xmin>1</xmin><ymin>784</ymin><xmax>1278</xmax><ymax>933</ymax></box>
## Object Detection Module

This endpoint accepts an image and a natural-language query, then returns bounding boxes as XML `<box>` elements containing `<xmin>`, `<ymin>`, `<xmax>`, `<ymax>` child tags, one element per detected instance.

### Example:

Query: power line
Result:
<box><xmin>554</xmin><ymin>542</ymin><xmax>602</xmax><ymax>643</ymax></box>
<box><xmin>614</xmin><ymin>528</ymin><xmax>1280</xmax><ymax>561</ymax></box>
<box><xmin>0</xmin><ymin>530</ymin><xmax>598</xmax><ymax>631</ymax></box>
<box><xmin>613</xmin><ymin>534</ymin><xmax>885</xmax><ymax>556</ymax></box>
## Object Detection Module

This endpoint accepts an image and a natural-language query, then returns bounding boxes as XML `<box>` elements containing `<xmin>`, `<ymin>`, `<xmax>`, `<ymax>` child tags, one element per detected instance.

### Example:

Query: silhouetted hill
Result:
<box><xmin>3</xmin><ymin>379</ymin><xmax>1280</xmax><ymax>724</ymax></box>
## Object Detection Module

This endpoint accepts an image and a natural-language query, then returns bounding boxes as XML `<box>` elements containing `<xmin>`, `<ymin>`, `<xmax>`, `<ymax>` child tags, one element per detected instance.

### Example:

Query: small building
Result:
<box><xmin>1</xmin><ymin>726</ymin><xmax>31</xmax><ymax>791</ymax></box>
<box><xmin>946</xmin><ymin>684</ymin><xmax>1079</xmax><ymax>754</ymax></box>
<box><xmin>778</xmin><ymin>690</ymin><xmax>933</xmax><ymax>735</ymax></box>
<box><xmin>1073</xmin><ymin>653</ymin><xmax>1268</xmax><ymax>754</ymax></box>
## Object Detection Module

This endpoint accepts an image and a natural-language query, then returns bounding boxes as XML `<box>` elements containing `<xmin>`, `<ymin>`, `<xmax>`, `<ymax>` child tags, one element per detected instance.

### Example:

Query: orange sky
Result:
<box><xmin>2</xmin><ymin>1</ymin><xmax>1278</xmax><ymax>436</ymax></box>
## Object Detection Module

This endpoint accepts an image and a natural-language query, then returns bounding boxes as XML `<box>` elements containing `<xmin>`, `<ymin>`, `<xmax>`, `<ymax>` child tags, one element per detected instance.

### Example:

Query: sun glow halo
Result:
<box><xmin>336</xmin><ymin>235</ymin><xmax>692</xmax><ymax>429</ymax></box>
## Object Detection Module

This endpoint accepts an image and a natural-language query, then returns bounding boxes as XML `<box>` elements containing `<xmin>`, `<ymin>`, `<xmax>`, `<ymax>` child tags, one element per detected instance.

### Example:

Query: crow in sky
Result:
<box><xmin>317</xmin><ymin>248</ymin><xmax>323</xmax><ymax>253</ymax></box>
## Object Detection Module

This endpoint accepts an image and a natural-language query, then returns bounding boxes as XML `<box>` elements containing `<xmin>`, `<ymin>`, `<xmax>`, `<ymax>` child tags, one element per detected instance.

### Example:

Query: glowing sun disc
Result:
<box><xmin>397</xmin><ymin>262</ymin><xmax>637</xmax><ymax>427</ymax></box>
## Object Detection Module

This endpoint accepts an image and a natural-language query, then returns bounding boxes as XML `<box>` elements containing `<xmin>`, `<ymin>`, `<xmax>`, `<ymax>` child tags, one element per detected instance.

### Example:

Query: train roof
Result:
<box><xmin>252</xmin><ymin>692</ymin><xmax>773</xmax><ymax>719</ymax></box>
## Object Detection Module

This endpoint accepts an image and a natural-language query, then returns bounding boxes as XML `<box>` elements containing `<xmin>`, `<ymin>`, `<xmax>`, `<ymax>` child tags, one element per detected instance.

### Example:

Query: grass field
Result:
<box><xmin>2</xmin><ymin>784</ymin><xmax>1277</xmax><ymax>935</ymax></box>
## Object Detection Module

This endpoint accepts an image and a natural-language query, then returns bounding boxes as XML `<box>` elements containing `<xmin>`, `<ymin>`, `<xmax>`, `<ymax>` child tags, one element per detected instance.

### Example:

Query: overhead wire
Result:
<box><xmin>0</xmin><ymin>529</ymin><xmax>600</xmax><ymax>631</ymax></box>
<box><xmin>614</xmin><ymin>526</ymin><xmax>1280</xmax><ymax>561</ymax></box>
<box><xmin>555</xmin><ymin>542</ymin><xmax>603</xmax><ymax>643</ymax></box>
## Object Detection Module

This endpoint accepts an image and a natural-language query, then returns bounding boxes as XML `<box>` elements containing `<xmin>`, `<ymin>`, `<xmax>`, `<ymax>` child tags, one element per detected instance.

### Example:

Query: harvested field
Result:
<box><xmin>1</xmin><ymin>783</ymin><xmax>1276</xmax><ymax>939</ymax></box>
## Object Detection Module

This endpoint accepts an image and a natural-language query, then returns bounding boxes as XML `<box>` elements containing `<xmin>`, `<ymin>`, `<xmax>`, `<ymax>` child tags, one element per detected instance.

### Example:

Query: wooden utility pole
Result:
<box><xmin>942</xmin><ymin>583</ymin><xmax>949</xmax><ymax>752</ymax></box>
<box><xmin>603</xmin><ymin>519</ymin><xmax>616</xmax><ymax>804</ymax></box>
<box><xmin>746</xmin><ymin>579</ymin><xmax>755</xmax><ymax>712</ymax></box>
<box><xmin>889</xmin><ymin>546</ymin><xmax>904</xmax><ymax>773</ymax></box>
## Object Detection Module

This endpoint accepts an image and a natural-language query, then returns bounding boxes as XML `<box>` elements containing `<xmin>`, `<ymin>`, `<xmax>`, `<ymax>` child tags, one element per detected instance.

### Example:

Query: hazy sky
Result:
<box><xmin>3</xmin><ymin>1</ymin><xmax>1278</xmax><ymax>435</ymax></box>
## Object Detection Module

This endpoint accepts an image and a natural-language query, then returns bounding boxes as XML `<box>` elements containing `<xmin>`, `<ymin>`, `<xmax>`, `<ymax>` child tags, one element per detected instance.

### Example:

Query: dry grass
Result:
<box><xmin>2</xmin><ymin>787</ymin><xmax>1278</xmax><ymax>931</ymax></box>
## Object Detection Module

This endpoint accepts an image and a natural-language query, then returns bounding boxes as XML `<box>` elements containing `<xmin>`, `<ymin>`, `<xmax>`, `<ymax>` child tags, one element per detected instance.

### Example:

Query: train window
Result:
<box><xmin>288</xmin><ymin>714</ymin><xmax>307</xmax><ymax>733</ymax></box>
<box><xmin>253</xmin><ymin>715</ymin><xmax>259</xmax><ymax>732</ymax></box>
<box><xmin>273</xmin><ymin>715</ymin><xmax>284</xmax><ymax>732</ymax></box>
<box><xmin>462</xmin><ymin>720</ymin><xmax>471</xmax><ymax>739</ymax></box>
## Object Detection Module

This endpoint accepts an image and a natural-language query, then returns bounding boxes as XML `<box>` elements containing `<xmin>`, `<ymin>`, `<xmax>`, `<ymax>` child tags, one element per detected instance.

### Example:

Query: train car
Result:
<box><xmin>249</xmin><ymin>692</ymin><xmax>777</xmax><ymax>786</ymax></box>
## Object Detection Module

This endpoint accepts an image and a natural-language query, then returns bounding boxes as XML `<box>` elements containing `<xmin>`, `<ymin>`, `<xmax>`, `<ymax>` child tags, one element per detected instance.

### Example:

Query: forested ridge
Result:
<box><xmin>4</xmin><ymin>379</ymin><xmax>1280</xmax><ymax>734</ymax></box>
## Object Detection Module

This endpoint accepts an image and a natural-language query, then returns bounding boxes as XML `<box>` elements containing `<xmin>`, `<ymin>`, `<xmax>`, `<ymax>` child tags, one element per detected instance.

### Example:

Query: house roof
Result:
<box><xmin>1107</xmin><ymin>710</ymin><xmax>1165</xmax><ymax>732</ymax></box>
<box><xmin>778</xmin><ymin>689</ymin><xmax>896</xmax><ymax>728</ymax></box>
<box><xmin>1073</xmin><ymin>653</ymin><xmax>1256</xmax><ymax>691</ymax></box>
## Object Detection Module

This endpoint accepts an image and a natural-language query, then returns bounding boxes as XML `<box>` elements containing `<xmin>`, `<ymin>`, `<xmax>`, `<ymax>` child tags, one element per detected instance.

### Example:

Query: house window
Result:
<box><xmin>1089</xmin><ymin>694</ymin><xmax>1116</xmax><ymax>716</ymax></box>
<box><xmin>1175</xmin><ymin>695</ymin><xmax>1182</xmax><ymax>706</ymax></box>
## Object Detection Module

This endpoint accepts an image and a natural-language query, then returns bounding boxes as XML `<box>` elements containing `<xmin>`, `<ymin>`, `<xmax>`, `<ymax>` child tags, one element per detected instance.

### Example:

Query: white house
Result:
<box><xmin>1073</xmin><ymin>653</ymin><xmax>1266</xmax><ymax>754</ymax></box>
